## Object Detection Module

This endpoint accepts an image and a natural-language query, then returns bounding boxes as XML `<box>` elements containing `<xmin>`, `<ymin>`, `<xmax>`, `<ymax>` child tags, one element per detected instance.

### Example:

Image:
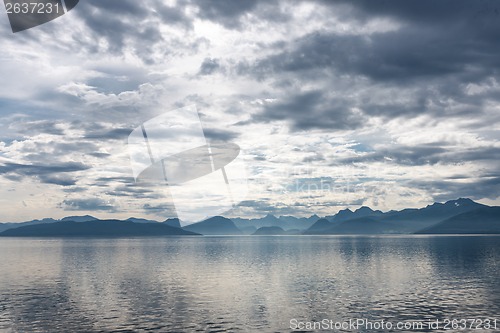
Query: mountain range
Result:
<box><xmin>0</xmin><ymin>220</ymin><xmax>198</xmax><ymax>237</ymax></box>
<box><xmin>0</xmin><ymin>198</ymin><xmax>498</xmax><ymax>237</ymax></box>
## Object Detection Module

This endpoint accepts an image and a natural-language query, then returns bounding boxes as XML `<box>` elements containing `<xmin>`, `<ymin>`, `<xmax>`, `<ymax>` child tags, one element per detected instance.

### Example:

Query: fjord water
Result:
<box><xmin>0</xmin><ymin>236</ymin><xmax>499</xmax><ymax>332</ymax></box>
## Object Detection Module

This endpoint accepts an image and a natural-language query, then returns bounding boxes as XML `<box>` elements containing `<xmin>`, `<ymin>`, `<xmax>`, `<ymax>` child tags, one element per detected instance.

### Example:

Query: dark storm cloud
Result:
<box><xmin>251</xmin><ymin>90</ymin><xmax>363</xmax><ymax>131</ymax></box>
<box><xmin>70</xmin><ymin>122</ymin><xmax>132</xmax><ymax>139</ymax></box>
<box><xmin>203</xmin><ymin>128</ymin><xmax>239</xmax><ymax>141</ymax></box>
<box><xmin>198</xmin><ymin>58</ymin><xmax>221</xmax><ymax>75</ymax></box>
<box><xmin>61</xmin><ymin>198</ymin><xmax>115</xmax><ymax>211</ymax></box>
<box><xmin>70</xmin><ymin>0</ymin><xmax>196</xmax><ymax>63</ymax></box>
<box><xmin>83</xmin><ymin>128</ymin><xmax>132</xmax><ymax>140</ymax></box>
<box><xmin>38</xmin><ymin>175</ymin><xmax>78</xmax><ymax>186</ymax></box>
<box><xmin>253</xmin><ymin>22</ymin><xmax>500</xmax><ymax>83</ymax></box>
<box><xmin>0</xmin><ymin>161</ymin><xmax>89</xmax><ymax>186</ymax></box>
<box><xmin>230</xmin><ymin>0</ymin><xmax>500</xmax><ymax>128</ymax></box>
<box><xmin>335</xmin><ymin>145</ymin><xmax>500</xmax><ymax>166</ymax></box>
<box><xmin>298</xmin><ymin>0</ymin><xmax>500</xmax><ymax>81</ymax></box>
<box><xmin>18</xmin><ymin>141</ymin><xmax>104</xmax><ymax>164</ymax></box>
<box><xmin>195</xmin><ymin>0</ymin><xmax>258</xmax><ymax>28</ymax></box>
<box><xmin>0</xmin><ymin>162</ymin><xmax>89</xmax><ymax>176</ymax></box>
<box><xmin>106</xmin><ymin>184</ymin><xmax>163</xmax><ymax>199</ymax></box>
<box><xmin>66</xmin><ymin>0</ymin><xmax>227</xmax><ymax>64</ymax></box>
<box><xmin>142</xmin><ymin>203</ymin><xmax>175</xmax><ymax>214</ymax></box>
<box><xmin>410</xmin><ymin>176</ymin><xmax>500</xmax><ymax>202</ymax></box>
<box><xmin>323</xmin><ymin>0</ymin><xmax>500</xmax><ymax>27</ymax></box>
<box><xmin>88</xmin><ymin>152</ymin><xmax>111</xmax><ymax>158</ymax></box>
<box><xmin>194</xmin><ymin>0</ymin><xmax>290</xmax><ymax>28</ymax></box>
<box><xmin>75</xmin><ymin>0</ymin><xmax>153</xmax><ymax>53</ymax></box>
<box><xmin>14</xmin><ymin>121</ymin><xmax>65</xmax><ymax>136</ymax></box>
<box><xmin>156</xmin><ymin>3</ymin><xmax>192</xmax><ymax>29</ymax></box>
<box><xmin>63</xmin><ymin>187</ymin><xmax>86</xmax><ymax>193</ymax></box>
<box><xmin>95</xmin><ymin>176</ymin><xmax>135</xmax><ymax>185</ymax></box>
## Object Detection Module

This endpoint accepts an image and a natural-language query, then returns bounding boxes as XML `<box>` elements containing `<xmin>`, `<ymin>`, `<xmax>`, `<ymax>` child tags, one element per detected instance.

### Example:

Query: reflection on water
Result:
<box><xmin>0</xmin><ymin>236</ymin><xmax>499</xmax><ymax>332</ymax></box>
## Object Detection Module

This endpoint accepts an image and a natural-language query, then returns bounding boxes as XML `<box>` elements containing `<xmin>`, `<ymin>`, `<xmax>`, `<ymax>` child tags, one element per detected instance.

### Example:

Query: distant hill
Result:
<box><xmin>252</xmin><ymin>226</ymin><xmax>286</xmax><ymax>235</ymax></box>
<box><xmin>303</xmin><ymin>218</ymin><xmax>334</xmax><ymax>234</ymax></box>
<box><xmin>0</xmin><ymin>220</ymin><xmax>199</xmax><ymax>237</ymax></box>
<box><xmin>232</xmin><ymin>214</ymin><xmax>318</xmax><ymax>231</ymax></box>
<box><xmin>126</xmin><ymin>217</ymin><xmax>159</xmax><ymax>224</ymax></box>
<box><xmin>61</xmin><ymin>215</ymin><xmax>98</xmax><ymax>222</ymax></box>
<box><xmin>239</xmin><ymin>226</ymin><xmax>257</xmax><ymax>235</ymax></box>
<box><xmin>327</xmin><ymin>207</ymin><xmax>383</xmax><ymax>223</ymax></box>
<box><xmin>0</xmin><ymin>216</ymin><xmax>177</xmax><ymax>233</ymax></box>
<box><xmin>0</xmin><ymin>218</ymin><xmax>58</xmax><ymax>233</ymax></box>
<box><xmin>309</xmin><ymin>217</ymin><xmax>398</xmax><ymax>235</ymax></box>
<box><xmin>325</xmin><ymin>208</ymin><xmax>351</xmax><ymax>222</ymax></box>
<box><xmin>277</xmin><ymin>215</ymin><xmax>319</xmax><ymax>230</ymax></box>
<box><xmin>0</xmin><ymin>198</ymin><xmax>495</xmax><ymax>236</ymax></box>
<box><xmin>163</xmin><ymin>218</ymin><xmax>181</xmax><ymax>228</ymax></box>
<box><xmin>323</xmin><ymin>198</ymin><xmax>487</xmax><ymax>233</ymax></box>
<box><xmin>232</xmin><ymin>214</ymin><xmax>279</xmax><ymax>229</ymax></box>
<box><xmin>379</xmin><ymin>198</ymin><xmax>486</xmax><ymax>232</ymax></box>
<box><xmin>183</xmin><ymin>216</ymin><xmax>242</xmax><ymax>235</ymax></box>
<box><xmin>416</xmin><ymin>207</ymin><xmax>500</xmax><ymax>234</ymax></box>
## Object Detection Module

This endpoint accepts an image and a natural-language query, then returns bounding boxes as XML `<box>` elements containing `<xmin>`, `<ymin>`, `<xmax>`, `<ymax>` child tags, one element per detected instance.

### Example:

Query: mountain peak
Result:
<box><xmin>183</xmin><ymin>216</ymin><xmax>241</xmax><ymax>235</ymax></box>
<box><xmin>454</xmin><ymin>198</ymin><xmax>475</xmax><ymax>204</ymax></box>
<box><xmin>163</xmin><ymin>218</ymin><xmax>181</xmax><ymax>228</ymax></box>
<box><xmin>355</xmin><ymin>206</ymin><xmax>374</xmax><ymax>213</ymax></box>
<box><xmin>60</xmin><ymin>215</ymin><xmax>97</xmax><ymax>222</ymax></box>
<box><xmin>444</xmin><ymin>198</ymin><xmax>478</xmax><ymax>207</ymax></box>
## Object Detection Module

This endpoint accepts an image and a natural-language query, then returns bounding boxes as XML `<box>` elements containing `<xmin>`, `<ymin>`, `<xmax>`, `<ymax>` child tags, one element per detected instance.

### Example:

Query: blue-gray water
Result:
<box><xmin>0</xmin><ymin>236</ymin><xmax>499</xmax><ymax>332</ymax></box>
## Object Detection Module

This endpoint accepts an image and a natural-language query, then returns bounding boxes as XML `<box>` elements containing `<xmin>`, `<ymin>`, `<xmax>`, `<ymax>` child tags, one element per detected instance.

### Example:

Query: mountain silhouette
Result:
<box><xmin>277</xmin><ymin>215</ymin><xmax>319</xmax><ymax>230</ymax></box>
<box><xmin>232</xmin><ymin>214</ymin><xmax>279</xmax><ymax>229</ymax></box>
<box><xmin>183</xmin><ymin>216</ymin><xmax>242</xmax><ymax>235</ymax></box>
<box><xmin>232</xmin><ymin>214</ymin><xmax>318</xmax><ymax>231</ymax></box>
<box><xmin>303</xmin><ymin>218</ymin><xmax>334</xmax><ymax>234</ymax></box>
<box><xmin>0</xmin><ymin>220</ymin><xmax>199</xmax><ymax>237</ymax></box>
<box><xmin>379</xmin><ymin>198</ymin><xmax>486</xmax><ymax>232</ymax></box>
<box><xmin>307</xmin><ymin>217</ymin><xmax>397</xmax><ymax>235</ymax></box>
<box><xmin>126</xmin><ymin>217</ymin><xmax>159</xmax><ymax>224</ymax></box>
<box><xmin>239</xmin><ymin>226</ymin><xmax>258</xmax><ymax>235</ymax></box>
<box><xmin>0</xmin><ymin>218</ymin><xmax>58</xmax><ymax>233</ymax></box>
<box><xmin>163</xmin><ymin>218</ymin><xmax>181</xmax><ymax>228</ymax></box>
<box><xmin>415</xmin><ymin>207</ymin><xmax>500</xmax><ymax>234</ymax></box>
<box><xmin>252</xmin><ymin>226</ymin><xmax>286</xmax><ymax>235</ymax></box>
<box><xmin>61</xmin><ymin>215</ymin><xmax>98</xmax><ymax>222</ymax></box>
<box><xmin>0</xmin><ymin>198</ymin><xmax>496</xmax><ymax>236</ymax></box>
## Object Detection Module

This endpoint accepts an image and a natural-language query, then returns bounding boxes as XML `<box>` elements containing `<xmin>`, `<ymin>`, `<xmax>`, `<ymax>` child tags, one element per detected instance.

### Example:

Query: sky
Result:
<box><xmin>0</xmin><ymin>0</ymin><xmax>499</xmax><ymax>222</ymax></box>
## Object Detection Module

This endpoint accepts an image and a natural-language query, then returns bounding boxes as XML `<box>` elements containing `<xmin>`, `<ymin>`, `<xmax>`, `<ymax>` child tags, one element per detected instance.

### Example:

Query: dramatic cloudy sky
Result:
<box><xmin>1</xmin><ymin>0</ymin><xmax>499</xmax><ymax>222</ymax></box>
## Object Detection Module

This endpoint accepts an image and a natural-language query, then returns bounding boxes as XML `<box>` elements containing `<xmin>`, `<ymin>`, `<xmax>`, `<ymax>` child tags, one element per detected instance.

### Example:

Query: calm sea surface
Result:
<box><xmin>0</xmin><ymin>236</ymin><xmax>499</xmax><ymax>332</ymax></box>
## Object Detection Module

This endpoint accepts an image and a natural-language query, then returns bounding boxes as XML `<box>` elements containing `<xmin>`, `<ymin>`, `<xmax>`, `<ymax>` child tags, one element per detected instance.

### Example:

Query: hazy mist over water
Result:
<box><xmin>0</xmin><ymin>236</ymin><xmax>499</xmax><ymax>332</ymax></box>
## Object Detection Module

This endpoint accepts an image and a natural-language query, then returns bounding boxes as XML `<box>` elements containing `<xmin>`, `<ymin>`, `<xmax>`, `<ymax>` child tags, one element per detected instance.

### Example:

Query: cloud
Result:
<box><xmin>410</xmin><ymin>176</ymin><xmax>500</xmax><ymax>202</ymax></box>
<box><xmin>203</xmin><ymin>128</ymin><xmax>240</xmax><ymax>141</ymax></box>
<box><xmin>336</xmin><ymin>145</ymin><xmax>500</xmax><ymax>166</ymax></box>
<box><xmin>229</xmin><ymin>0</ymin><xmax>500</xmax><ymax>129</ymax></box>
<box><xmin>142</xmin><ymin>203</ymin><xmax>176</xmax><ymax>215</ymax></box>
<box><xmin>106</xmin><ymin>184</ymin><xmax>164</xmax><ymax>199</ymax></box>
<box><xmin>0</xmin><ymin>162</ymin><xmax>89</xmax><ymax>186</ymax></box>
<box><xmin>10</xmin><ymin>120</ymin><xmax>65</xmax><ymax>136</ymax></box>
<box><xmin>83</xmin><ymin>128</ymin><xmax>132</xmax><ymax>140</ymax></box>
<box><xmin>1</xmin><ymin>0</ymin><xmax>499</xmax><ymax>220</ymax></box>
<box><xmin>198</xmin><ymin>58</ymin><xmax>221</xmax><ymax>75</ymax></box>
<box><xmin>73</xmin><ymin>0</ymin><xmax>159</xmax><ymax>55</ymax></box>
<box><xmin>61</xmin><ymin>198</ymin><xmax>116</xmax><ymax>211</ymax></box>
<box><xmin>195</xmin><ymin>0</ymin><xmax>259</xmax><ymax>29</ymax></box>
<box><xmin>251</xmin><ymin>90</ymin><xmax>363</xmax><ymax>131</ymax></box>
<box><xmin>156</xmin><ymin>3</ymin><xmax>193</xmax><ymax>29</ymax></box>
